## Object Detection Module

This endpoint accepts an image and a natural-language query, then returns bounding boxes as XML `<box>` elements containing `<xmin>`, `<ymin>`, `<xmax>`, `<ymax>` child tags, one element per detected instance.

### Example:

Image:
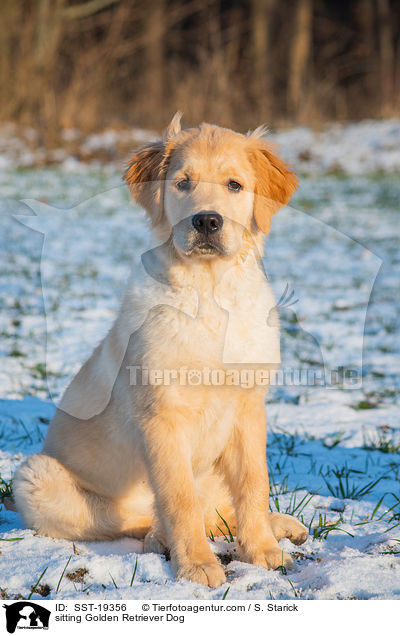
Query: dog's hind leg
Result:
<box><xmin>13</xmin><ymin>454</ymin><xmax>151</xmax><ymax>541</ymax></box>
<box><xmin>143</xmin><ymin>519</ymin><xmax>169</xmax><ymax>556</ymax></box>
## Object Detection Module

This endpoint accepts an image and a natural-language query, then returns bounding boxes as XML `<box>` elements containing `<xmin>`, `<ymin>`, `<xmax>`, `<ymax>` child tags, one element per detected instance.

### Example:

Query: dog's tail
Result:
<box><xmin>13</xmin><ymin>454</ymin><xmax>149</xmax><ymax>541</ymax></box>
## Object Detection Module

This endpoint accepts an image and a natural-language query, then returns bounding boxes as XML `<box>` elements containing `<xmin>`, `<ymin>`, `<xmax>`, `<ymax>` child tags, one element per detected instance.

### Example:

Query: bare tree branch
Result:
<box><xmin>61</xmin><ymin>0</ymin><xmax>119</xmax><ymax>20</ymax></box>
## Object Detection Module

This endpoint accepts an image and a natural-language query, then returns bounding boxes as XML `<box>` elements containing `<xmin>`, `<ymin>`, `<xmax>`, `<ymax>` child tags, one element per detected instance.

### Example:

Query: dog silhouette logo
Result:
<box><xmin>3</xmin><ymin>602</ymin><xmax>50</xmax><ymax>633</ymax></box>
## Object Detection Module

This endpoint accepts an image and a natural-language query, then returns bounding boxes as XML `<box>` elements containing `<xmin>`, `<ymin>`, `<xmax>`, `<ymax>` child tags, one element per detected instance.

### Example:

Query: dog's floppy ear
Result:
<box><xmin>124</xmin><ymin>112</ymin><xmax>183</xmax><ymax>226</ymax></box>
<box><xmin>124</xmin><ymin>141</ymin><xmax>166</xmax><ymax>226</ymax></box>
<box><xmin>248</xmin><ymin>139</ymin><xmax>298</xmax><ymax>234</ymax></box>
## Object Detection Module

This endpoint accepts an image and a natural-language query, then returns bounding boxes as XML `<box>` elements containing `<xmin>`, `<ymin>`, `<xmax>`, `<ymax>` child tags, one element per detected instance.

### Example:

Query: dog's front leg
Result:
<box><xmin>142</xmin><ymin>417</ymin><xmax>226</xmax><ymax>588</ymax></box>
<box><xmin>217</xmin><ymin>393</ymin><xmax>293</xmax><ymax>570</ymax></box>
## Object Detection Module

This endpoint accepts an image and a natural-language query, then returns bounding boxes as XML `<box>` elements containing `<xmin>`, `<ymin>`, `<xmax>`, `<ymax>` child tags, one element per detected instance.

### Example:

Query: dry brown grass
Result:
<box><xmin>0</xmin><ymin>0</ymin><xmax>399</xmax><ymax>144</ymax></box>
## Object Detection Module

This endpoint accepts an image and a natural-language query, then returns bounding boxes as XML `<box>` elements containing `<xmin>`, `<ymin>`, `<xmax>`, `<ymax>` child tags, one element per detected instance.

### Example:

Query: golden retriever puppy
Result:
<box><xmin>14</xmin><ymin>114</ymin><xmax>308</xmax><ymax>588</ymax></box>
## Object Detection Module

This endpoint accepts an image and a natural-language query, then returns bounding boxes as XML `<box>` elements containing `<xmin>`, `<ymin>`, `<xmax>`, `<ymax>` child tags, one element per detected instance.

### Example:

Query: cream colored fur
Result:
<box><xmin>14</xmin><ymin>116</ymin><xmax>308</xmax><ymax>588</ymax></box>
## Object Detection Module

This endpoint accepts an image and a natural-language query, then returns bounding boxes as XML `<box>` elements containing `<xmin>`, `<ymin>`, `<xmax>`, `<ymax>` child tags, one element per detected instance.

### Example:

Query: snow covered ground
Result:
<box><xmin>2</xmin><ymin>118</ymin><xmax>400</xmax><ymax>175</ymax></box>
<box><xmin>0</xmin><ymin>121</ymin><xmax>399</xmax><ymax>600</ymax></box>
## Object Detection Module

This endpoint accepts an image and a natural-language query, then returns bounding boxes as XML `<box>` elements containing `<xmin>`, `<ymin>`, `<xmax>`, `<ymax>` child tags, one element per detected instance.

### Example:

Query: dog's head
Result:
<box><xmin>125</xmin><ymin>113</ymin><xmax>298</xmax><ymax>259</ymax></box>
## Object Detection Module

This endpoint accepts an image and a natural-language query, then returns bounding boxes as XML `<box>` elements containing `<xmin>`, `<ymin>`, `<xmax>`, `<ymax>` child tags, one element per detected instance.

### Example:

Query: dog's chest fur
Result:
<box><xmin>130</xmin><ymin>251</ymin><xmax>280</xmax><ymax>373</ymax></box>
<box><xmin>121</xmin><ymin>251</ymin><xmax>281</xmax><ymax>470</ymax></box>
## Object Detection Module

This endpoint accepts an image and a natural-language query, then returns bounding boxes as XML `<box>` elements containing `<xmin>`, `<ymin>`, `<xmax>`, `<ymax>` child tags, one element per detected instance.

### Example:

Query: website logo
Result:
<box><xmin>3</xmin><ymin>602</ymin><xmax>50</xmax><ymax>633</ymax></box>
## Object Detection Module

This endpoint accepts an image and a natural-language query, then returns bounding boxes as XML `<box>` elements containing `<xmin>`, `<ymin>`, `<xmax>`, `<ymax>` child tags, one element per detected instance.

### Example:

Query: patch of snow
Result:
<box><xmin>1</xmin><ymin>119</ymin><xmax>400</xmax><ymax>175</ymax></box>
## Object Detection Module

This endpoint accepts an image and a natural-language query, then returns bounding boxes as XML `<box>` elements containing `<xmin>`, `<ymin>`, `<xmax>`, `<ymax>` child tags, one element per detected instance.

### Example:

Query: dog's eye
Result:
<box><xmin>228</xmin><ymin>180</ymin><xmax>242</xmax><ymax>192</ymax></box>
<box><xmin>176</xmin><ymin>178</ymin><xmax>191</xmax><ymax>192</ymax></box>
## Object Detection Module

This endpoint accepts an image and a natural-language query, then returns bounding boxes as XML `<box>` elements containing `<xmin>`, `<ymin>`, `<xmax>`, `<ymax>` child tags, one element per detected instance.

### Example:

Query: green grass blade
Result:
<box><xmin>130</xmin><ymin>557</ymin><xmax>138</xmax><ymax>587</ymax></box>
<box><xmin>222</xmin><ymin>586</ymin><xmax>230</xmax><ymax>600</ymax></box>
<box><xmin>215</xmin><ymin>524</ymin><xmax>230</xmax><ymax>543</ymax></box>
<box><xmin>28</xmin><ymin>567</ymin><xmax>48</xmax><ymax>600</ymax></box>
<box><xmin>56</xmin><ymin>555</ymin><xmax>72</xmax><ymax>594</ymax></box>
<box><xmin>371</xmin><ymin>494</ymin><xmax>386</xmax><ymax>520</ymax></box>
<box><xmin>109</xmin><ymin>572</ymin><xmax>118</xmax><ymax>589</ymax></box>
<box><xmin>215</xmin><ymin>509</ymin><xmax>234</xmax><ymax>542</ymax></box>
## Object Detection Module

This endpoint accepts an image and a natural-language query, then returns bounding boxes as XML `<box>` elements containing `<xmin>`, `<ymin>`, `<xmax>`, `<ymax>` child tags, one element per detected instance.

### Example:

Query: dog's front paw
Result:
<box><xmin>176</xmin><ymin>560</ymin><xmax>226</xmax><ymax>588</ymax></box>
<box><xmin>239</xmin><ymin>540</ymin><xmax>294</xmax><ymax>571</ymax></box>
<box><xmin>261</xmin><ymin>547</ymin><xmax>294</xmax><ymax>571</ymax></box>
<box><xmin>270</xmin><ymin>513</ymin><xmax>309</xmax><ymax>545</ymax></box>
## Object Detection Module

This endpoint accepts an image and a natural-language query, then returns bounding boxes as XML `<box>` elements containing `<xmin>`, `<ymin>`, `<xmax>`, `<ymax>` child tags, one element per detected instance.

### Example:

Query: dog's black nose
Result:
<box><xmin>191</xmin><ymin>212</ymin><xmax>223</xmax><ymax>234</ymax></box>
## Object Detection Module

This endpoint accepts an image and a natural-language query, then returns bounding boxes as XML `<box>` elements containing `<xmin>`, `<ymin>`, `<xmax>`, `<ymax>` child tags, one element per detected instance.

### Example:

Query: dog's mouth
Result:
<box><xmin>190</xmin><ymin>240</ymin><xmax>225</xmax><ymax>256</ymax></box>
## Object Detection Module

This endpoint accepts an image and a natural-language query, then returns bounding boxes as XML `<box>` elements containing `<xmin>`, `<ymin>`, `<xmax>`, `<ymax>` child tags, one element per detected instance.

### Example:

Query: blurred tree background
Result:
<box><xmin>0</xmin><ymin>0</ymin><xmax>399</xmax><ymax>138</ymax></box>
